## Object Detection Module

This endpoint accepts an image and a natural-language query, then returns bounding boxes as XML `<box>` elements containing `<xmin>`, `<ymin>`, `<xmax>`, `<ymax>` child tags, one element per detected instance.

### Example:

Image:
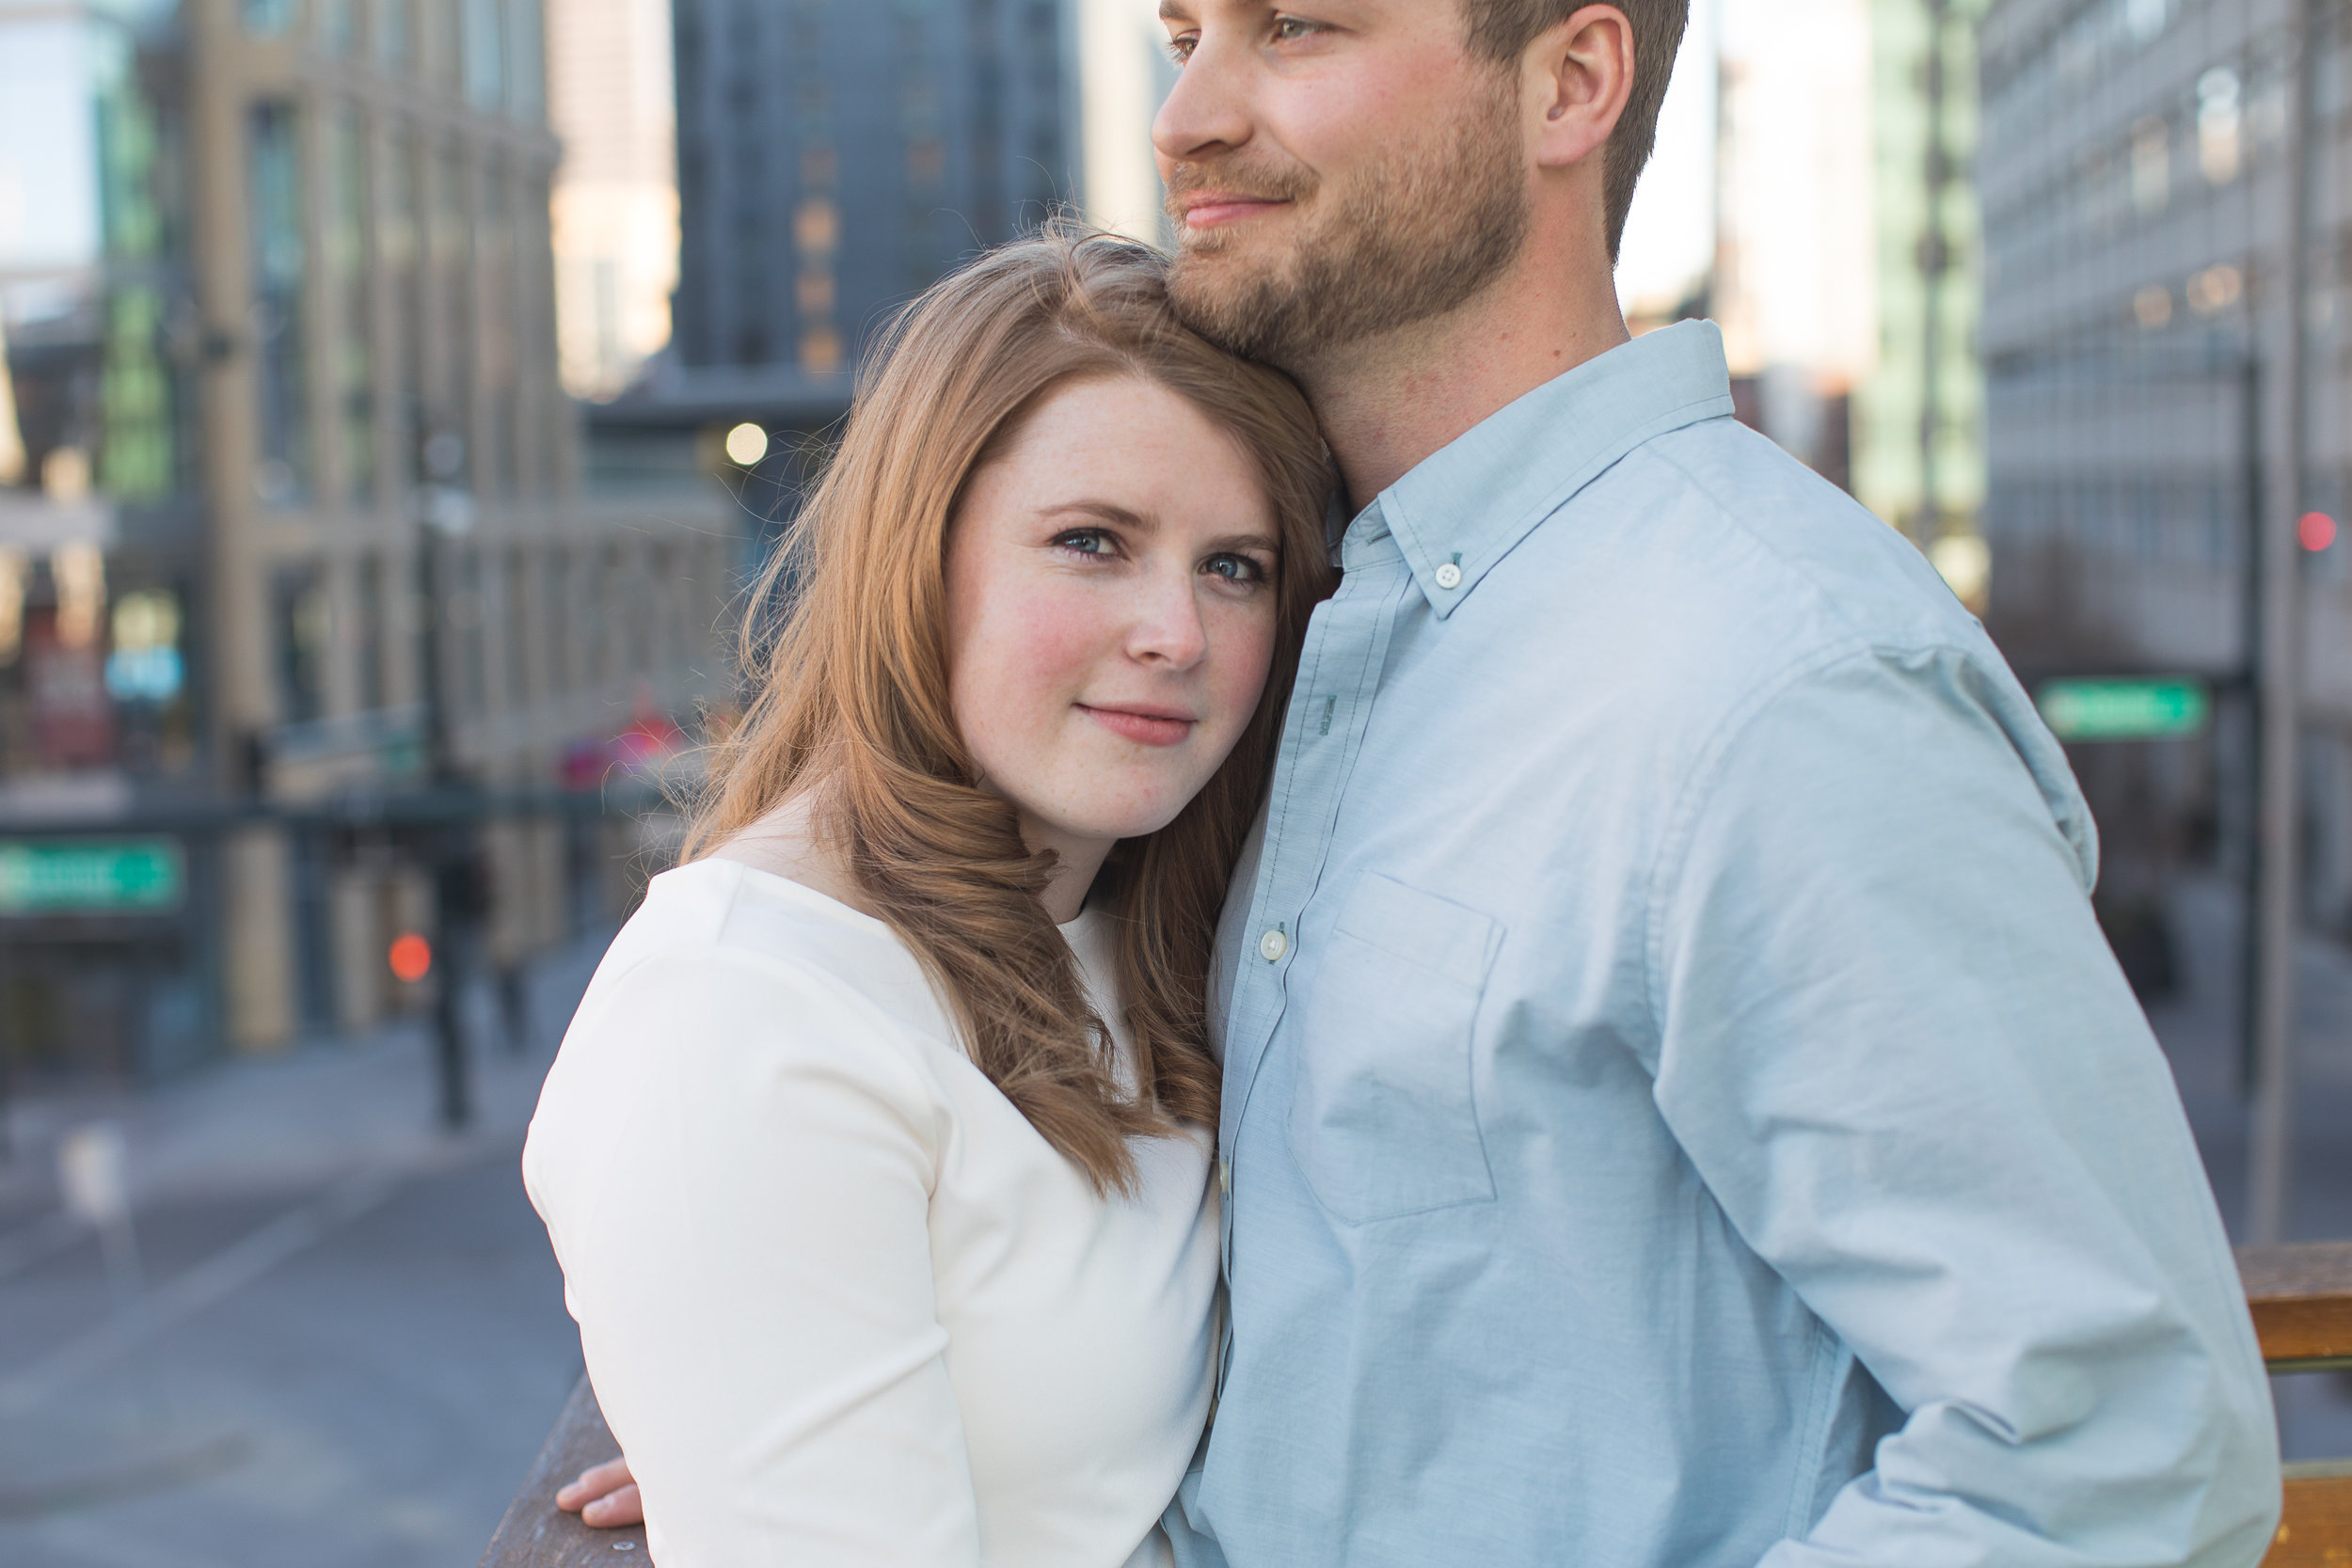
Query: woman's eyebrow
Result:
<box><xmin>1040</xmin><ymin>500</ymin><xmax>1155</xmax><ymax>531</ymax></box>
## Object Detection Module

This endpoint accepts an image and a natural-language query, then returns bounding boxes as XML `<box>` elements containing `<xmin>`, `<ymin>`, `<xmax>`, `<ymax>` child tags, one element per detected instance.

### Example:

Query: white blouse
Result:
<box><xmin>523</xmin><ymin>857</ymin><xmax>1220</xmax><ymax>1568</ymax></box>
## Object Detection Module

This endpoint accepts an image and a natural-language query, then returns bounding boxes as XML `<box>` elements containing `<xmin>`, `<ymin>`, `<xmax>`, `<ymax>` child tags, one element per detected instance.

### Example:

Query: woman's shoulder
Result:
<box><xmin>613</xmin><ymin>856</ymin><xmax>936</xmax><ymax>1005</ymax></box>
<box><xmin>554</xmin><ymin>859</ymin><xmax>961</xmax><ymax>1105</ymax></box>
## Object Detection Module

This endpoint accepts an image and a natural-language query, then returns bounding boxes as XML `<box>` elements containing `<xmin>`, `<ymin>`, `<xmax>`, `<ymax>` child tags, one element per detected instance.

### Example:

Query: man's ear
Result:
<box><xmin>1526</xmin><ymin>4</ymin><xmax>1635</xmax><ymax>170</ymax></box>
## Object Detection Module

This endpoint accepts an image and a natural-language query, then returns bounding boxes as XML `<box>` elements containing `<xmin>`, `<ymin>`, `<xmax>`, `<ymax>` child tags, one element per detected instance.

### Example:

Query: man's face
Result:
<box><xmin>1155</xmin><ymin>2</ymin><xmax>1532</xmax><ymax>369</ymax></box>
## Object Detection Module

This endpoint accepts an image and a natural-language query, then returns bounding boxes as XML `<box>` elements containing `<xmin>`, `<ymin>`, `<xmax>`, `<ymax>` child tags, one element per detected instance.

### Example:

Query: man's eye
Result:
<box><xmin>1272</xmin><ymin>15</ymin><xmax>1325</xmax><ymax>41</ymax></box>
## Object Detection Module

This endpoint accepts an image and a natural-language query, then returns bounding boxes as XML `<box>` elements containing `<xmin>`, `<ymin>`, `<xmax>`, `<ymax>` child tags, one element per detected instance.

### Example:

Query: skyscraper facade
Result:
<box><xmin>1976</xmin><ymin>0</ymin><xmax>2352</xmax><ymax>926</ymax></box>
<box><xmin>667</xmin><ymin>0</ymin><xmax>1079</xmax><ymax>392</ymax></box>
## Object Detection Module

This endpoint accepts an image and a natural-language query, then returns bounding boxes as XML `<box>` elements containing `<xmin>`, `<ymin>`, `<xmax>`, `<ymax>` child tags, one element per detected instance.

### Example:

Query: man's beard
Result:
<box><xmin>1164</xmin><ymin>82</ymin><xmax>1530</xmax><ymax>370</ymax></box>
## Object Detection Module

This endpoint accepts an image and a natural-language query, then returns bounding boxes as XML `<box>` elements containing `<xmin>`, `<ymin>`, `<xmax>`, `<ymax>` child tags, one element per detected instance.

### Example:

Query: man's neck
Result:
<box><xmin>1297</xmin><ymin>242</ymin><xmax>1633</xmax><ymax>514</ymax></box>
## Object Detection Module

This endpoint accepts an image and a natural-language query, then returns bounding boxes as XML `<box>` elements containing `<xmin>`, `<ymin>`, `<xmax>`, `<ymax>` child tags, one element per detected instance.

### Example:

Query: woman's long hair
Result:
<box><xmin>684</xmin><ymin>228</ymin><xmax>1337</xmax><ymax>1192</ymax></box>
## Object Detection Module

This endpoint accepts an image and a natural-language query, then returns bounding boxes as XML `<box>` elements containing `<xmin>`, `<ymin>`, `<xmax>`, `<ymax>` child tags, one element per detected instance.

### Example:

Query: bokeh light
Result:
<box><xmin>2300</xmin><ymin>512</ymin><xmax>2338</xmax><ymax>552</ymax></box>
<box><xmin>389</xmin><ymin>932</ymin><xmax>433</xmax><ymax>984</ymax></box>
<box><xmin>723</xmin><ymin>422</ymin><xmax>769</xmax><ymax>466</ymax></box>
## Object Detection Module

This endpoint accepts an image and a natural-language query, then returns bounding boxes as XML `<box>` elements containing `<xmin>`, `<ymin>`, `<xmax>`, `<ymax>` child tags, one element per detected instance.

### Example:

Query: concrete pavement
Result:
<box><xmin>0</xmin><ymin>935</ymin><xmax>611</xmax><ymax>1568</ymax></box>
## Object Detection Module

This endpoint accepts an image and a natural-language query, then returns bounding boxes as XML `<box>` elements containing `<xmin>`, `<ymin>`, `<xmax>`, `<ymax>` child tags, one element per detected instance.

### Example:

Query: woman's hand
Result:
<box><xmin>556</xmin><ymin>1456</ymin><xmax>644</xmax><ymax>1528</ymax></box>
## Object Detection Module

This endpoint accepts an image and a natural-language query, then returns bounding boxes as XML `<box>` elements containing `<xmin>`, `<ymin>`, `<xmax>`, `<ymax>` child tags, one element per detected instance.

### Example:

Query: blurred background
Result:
<box><xmin>0</xmin><ymin>0</ymin><xmax>2344</xmax><ymax>1562</ymax></box>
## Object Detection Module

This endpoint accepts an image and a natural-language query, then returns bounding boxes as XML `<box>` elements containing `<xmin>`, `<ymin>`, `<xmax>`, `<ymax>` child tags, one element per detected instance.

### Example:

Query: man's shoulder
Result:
<box><xmin>1545</xmin><ymin>414</ymin><xmax>1990</xmax><ymax>671</ymax></box>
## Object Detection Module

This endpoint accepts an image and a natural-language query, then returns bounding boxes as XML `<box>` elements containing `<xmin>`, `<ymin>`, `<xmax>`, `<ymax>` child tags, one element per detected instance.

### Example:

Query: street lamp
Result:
<box><xmin>414</xmin><ymin>429</ymin><xmax>482</xmax><ymax>1131</ymax></box>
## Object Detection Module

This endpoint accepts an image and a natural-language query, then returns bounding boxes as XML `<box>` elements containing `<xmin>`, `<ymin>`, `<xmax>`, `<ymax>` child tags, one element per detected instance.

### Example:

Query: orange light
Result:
<box><xmin>389</xmin><ymin>932</ymin><xmax>433</xmax><ymax>984</ymax></box>
<box><xmin>2300</xmin><ymin>511</ymin><xmax>2338</xmax><ymax>552</ymax></box>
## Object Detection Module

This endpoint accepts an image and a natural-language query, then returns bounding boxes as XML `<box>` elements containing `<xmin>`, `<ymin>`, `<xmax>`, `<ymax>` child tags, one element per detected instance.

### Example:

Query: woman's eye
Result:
<box><xmin>1168</xmin><ymin>33</ymin><xmax>1198</xmax><ymax>63</ymax></box>
<box><xmin>1272</xmin><ymin>15</ymin><xmax>1325</xmax><ymax>42</ymax></box>
<box><xmin>1056</xmin><ymin>530</ymin><xmax>1116</xmax><ymax>558</ymax></box>
<box><xmin>1205</xmin><ymin>554</ymin><xmax>1268</xmax><ymax>585</ymax></box>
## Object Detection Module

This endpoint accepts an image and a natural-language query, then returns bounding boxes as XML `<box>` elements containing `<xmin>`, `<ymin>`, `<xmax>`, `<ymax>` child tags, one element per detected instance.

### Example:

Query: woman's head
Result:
<box><xmin>946</xmin><ymin>371</ymin><xmax>1285</xmax><ymax>875</ymax></box>
<box><xmin>690</xmin><ymin>228</ymin><xmax>1335</xmax><ymax>1189</ymax></box>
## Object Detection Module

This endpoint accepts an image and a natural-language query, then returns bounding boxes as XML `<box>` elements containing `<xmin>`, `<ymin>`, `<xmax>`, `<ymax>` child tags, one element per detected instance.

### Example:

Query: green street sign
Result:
<box><xmin>2037</xmin><ymin>677</ymin><xmax>2211</xmax><ymax>741</ymax></box>
<box><xmin>0</xmin><ymin>838</ymin><xmax>186</xmax><ymax>915</ymax></box>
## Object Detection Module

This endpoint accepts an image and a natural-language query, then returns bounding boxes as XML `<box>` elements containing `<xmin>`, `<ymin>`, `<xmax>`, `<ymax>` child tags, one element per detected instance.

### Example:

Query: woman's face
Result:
<box><xmin>946</xmin><ymin>373</ymin><xmax>1282</xmax><ymax>875</ymax></box>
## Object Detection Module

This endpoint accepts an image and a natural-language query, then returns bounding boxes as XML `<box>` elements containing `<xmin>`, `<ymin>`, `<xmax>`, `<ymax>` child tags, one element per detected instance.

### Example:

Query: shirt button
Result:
<box><xmin>1435</xmin><ymin>562</ymin><xmax>1464</xmax><ymax>590</ymax></box>
<box><xmin>1259</xmin><ymin>927</ymin><xmax>1288</xmax><ymax>961</ymax></box>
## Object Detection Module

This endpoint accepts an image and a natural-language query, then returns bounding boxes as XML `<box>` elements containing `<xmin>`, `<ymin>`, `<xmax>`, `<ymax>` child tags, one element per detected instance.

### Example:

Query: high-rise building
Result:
<box><xmin>1852</xmin><ymin>0</ymin><xmax>1990</xmax><ymax>585</ymax></box>
<box><xmin>1976</xmin><ymin>0</ymin><xmax>2352</xmax><ymax>923</ymax></box>
<box><xmin>546</xmin><ymin>0</ymin><xmax>680</xmax><ymax>400</ymax></box>
<box><xmin>0</xmin><ymin>0</ymin><xmax>738</xmax><ymax>1081</ymax></box>
<box><xmin>666</xmin><ymin>0</ymin><xmax>1079</xmax><ymax>394</ymax></box>
<box><xmin>1709</xmin><ymin>0</ymin><xmax>1878</xmax><ymax>489</ymax></box>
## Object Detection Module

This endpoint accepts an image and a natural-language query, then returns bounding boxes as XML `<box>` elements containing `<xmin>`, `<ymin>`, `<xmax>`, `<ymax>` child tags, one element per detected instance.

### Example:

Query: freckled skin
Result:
<box><xmin>944</xmin><ymin>374</ymin><xmax>1282</xmax><ymax>909</ymax></box>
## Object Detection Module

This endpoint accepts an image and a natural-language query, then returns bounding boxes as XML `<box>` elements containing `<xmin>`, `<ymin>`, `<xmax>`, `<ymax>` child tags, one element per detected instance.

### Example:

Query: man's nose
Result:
<box><xmin>1153</xmin><ymin>27</ymin><xmax>1254</xmax><ymax>166</ymax></box>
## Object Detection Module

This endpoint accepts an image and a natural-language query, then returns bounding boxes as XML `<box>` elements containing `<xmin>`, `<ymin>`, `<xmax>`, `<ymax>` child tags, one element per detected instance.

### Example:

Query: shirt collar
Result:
<box><xmin>1366</xmin><ymin>319</ymin><xmax>1737</xmax><ymax>618</ymax></box>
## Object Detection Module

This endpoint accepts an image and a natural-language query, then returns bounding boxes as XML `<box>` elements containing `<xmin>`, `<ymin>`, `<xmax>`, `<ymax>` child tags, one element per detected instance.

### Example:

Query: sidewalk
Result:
<box><xmin>0</xmin><ymin>927</ymin><xmax>616</xmax><ymax>1568</ymax></box>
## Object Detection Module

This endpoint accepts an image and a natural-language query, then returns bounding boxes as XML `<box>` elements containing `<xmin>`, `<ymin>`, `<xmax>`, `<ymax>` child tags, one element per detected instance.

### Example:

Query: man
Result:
<box><xmin>1153</xmin><ymin>3</ymin><xmax>2280</xmax><ymax>1565</ymax></box>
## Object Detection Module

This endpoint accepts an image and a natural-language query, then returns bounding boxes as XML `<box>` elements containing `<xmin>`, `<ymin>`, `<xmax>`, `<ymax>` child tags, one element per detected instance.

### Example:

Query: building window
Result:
<box><xmin>356</xmin><ymin>555</ymin><xmax>387</xmax><ymax>711</ymax></box>
<box><xmin>381</xmin><ymin>138</ymin><xmax>421</xmax><ymax>487</ymax></box>
<box><xmin>320</xmin><ymin>0</ymin><xmax>358</xmax><ymax>55</ymax></box>
<box><xmin>327</xmin><ymin>112</ymin><xmax>376</xmax><ymax>505</ymax></box>
<box><xmin>273</xmin><ymin>565</ymin><xmax>331</xmax><ymax>724</ymax></box>
<box><xmin>248</xmin><ymin>103</ymin><xmax>310</xmax><ymax>506</ymax></box>
<box><xmin>376</xmin><ymin>0</ymin><xmax>415</xmax><ymax>72</ymax></box>
<box><xmin>799</xmin><ymin>327</ymin><xmax>843</xmax><ymax>375</ymax></box>
<box><xmin>463</xmin><ymin>0</ymin><xmax>506</xmax><ymax>111</ymax></box>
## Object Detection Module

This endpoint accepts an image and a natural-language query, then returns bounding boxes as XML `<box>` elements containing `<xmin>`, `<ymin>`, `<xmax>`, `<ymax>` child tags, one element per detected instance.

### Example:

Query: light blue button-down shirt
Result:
<box><xmin>1169</xmin><ymin>322</ymin><xmax>2280</xmax><ymax>1568</ymax></box>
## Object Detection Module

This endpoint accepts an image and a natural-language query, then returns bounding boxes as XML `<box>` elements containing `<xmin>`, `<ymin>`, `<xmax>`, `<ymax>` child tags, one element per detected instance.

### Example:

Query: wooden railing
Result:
<box><xmin>479</xmin><ymin>1243</ymin><xmax>2352</xmax><ymax>1567</ymax></box>
<box><xmin>2242</xmin><ymin>1242</ymin><xmax>2352</xmax><ymax>1566</ymax></box>
<box><xmin>477</xmin><ymin>1376</ymin><xmax>644</xmax><ymax>1566</ymax></box>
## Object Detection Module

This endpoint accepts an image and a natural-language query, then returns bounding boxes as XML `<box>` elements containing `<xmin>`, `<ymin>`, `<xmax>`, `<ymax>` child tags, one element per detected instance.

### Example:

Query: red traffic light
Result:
<box><xmin>389</xmin><ymin>932</ymin><xmax>433</xmax><ymax>984</ymax></box>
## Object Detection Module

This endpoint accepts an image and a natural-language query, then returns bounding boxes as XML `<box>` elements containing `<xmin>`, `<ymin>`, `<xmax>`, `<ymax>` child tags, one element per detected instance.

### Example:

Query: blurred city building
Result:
<box><xmin>596</xmin><ymin>0</ymin><xmax>1135</xmax><ymax>538</ymax></box>
<box><xmin>1708</xmin><ymin>0</ymin><xmax>1988</xmax><ymax>586</ymax></box>
<box><xmin>0</xmin><ymin>0</ymin><xmax>739</xmax><ymax>1085</ymax></box>
<box><xmin>1977</xmin><ymin>0</ymin><xmax>2352</xmax><ymax>932</ymax></box>
<box><xmin>1075</xmin><ymin>0</ymin><xmax>1177</xmax><ymax>245</ymax></box>
<box><xmin>546</xmin><ymin>0</ymin><xmax>678</xmax><ymax>400</ymax></box>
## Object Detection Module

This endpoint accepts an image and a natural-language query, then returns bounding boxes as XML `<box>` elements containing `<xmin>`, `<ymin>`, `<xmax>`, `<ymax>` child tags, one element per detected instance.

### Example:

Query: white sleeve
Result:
<box><xmin>524</xmin><ymin>950</ymin><xmax>981</xmax><ymax>1568</ymax></box>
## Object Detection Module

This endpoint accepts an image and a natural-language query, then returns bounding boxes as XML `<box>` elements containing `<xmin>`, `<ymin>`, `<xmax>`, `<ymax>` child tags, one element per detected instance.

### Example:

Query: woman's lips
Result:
<box><xmin>1079</xmin><ymin>705</ymin><xmax>1196</xmax><ymax>747</ymax></box>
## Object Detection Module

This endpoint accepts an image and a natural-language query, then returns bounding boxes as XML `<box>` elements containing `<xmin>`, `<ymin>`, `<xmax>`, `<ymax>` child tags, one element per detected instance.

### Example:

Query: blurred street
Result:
<box><xmin>0</xmin><ymin>931</ymin><xmax>609</xmax><ymax>1568</ymax></box>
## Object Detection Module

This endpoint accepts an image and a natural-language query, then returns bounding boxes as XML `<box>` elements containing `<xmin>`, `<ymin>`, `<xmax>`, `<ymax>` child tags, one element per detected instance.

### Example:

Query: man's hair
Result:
<box><xmin>1466</xmin><ymin>0</ymin><xmax>1690</xmax><ymax>261</ymax></box>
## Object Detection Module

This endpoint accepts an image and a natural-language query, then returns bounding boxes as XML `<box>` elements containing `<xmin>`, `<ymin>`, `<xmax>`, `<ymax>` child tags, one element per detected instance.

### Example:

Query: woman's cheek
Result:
<box><xmin>1209</xmin><ymin>609</ymin><xmax>1279</xmax><ymax>734</ymax></box>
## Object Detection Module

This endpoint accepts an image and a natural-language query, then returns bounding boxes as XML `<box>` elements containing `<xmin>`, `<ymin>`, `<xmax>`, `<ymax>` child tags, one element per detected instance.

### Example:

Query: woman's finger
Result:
<box><xmin>581</xmin><ymin>1483</ymin><xmax>644</xmax><ymax>1528</ymax></box>
<box><xmin>555</xmin><ymin>1457</ymin><xmax>635</xmax><ymax>1513</ymax></box>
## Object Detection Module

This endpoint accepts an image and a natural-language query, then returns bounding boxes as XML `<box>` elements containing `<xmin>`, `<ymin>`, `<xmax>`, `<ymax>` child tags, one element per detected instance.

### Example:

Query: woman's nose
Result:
<box><xmin>1126</xmin><ymin>571</ymin><xmax>1211</xmax><ymax>670</ymax></box>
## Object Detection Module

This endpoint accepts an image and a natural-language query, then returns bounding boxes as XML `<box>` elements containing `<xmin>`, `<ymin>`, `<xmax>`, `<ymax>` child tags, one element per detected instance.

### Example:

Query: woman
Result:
<box><xmin>522</xmin><ymin>229</ymin><xmax>1334</xmax><ymax>1567</ymax></box>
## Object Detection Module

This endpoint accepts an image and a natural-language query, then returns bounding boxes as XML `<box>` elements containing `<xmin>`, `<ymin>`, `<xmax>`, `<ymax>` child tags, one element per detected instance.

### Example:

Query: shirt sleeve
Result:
<box><xmin>523</xmin><ymin>949</ymin><xmax>981</xmax><ymax>1568</ymax></box>
<box><xmin>1647</xmin><ymin>643</ymin><xmax>2281</xmax><ymax>1568</ymax></box>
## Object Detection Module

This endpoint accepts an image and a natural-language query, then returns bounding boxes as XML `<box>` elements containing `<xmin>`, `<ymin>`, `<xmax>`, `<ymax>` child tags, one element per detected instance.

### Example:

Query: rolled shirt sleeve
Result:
<box><xmin>524</xmin><ymin>950</ymin><xmax>982</xmax><ymax>1568</ymax></box>
<box><xmin>1649</xmin><ymin>644</ymin><xmax>2280</xmax><ymax>1567</ymax></box>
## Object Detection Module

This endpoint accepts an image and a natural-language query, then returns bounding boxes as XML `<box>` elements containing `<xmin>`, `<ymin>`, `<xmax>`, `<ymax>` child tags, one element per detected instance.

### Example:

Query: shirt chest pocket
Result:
<box><xmin>1285</xmin><ymin>873</ymin><xmax>1500</xmax><ymax>1225</ymax></box>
